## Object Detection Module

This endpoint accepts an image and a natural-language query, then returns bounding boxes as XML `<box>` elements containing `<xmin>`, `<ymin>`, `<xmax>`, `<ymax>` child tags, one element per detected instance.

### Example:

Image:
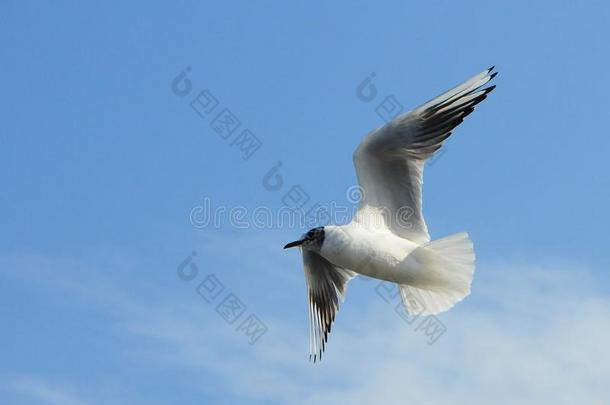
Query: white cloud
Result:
<box><xmin>1</xmin><ymin>374</ymin><xmax>93</xmax><ymax>405</ymax></box>
<box><xmin>120</xmin><ymin>262</ymin><xmax>610</xmax><ymax>405</ymax></box>
<box><xmin>3</xmin><ymin>252</ymin><xmax>610</xmax><ymax>404</ymax></box>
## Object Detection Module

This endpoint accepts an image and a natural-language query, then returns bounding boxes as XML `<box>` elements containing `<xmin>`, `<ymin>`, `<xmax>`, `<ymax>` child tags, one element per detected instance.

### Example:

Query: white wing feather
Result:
<box><xmin>353</xmin><ymin>67</ymin><xmax>497</xmax><ymax>243</ymax></box>
<box><xmin>302</xmin><ymin>249</ymin><xmax>356</xmax><ymax>362</ymax></box>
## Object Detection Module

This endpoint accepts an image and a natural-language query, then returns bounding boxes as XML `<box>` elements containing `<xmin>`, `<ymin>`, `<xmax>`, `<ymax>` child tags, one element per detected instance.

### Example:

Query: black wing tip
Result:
<box><xmin>488</xmin><ymin>65</ymin><xmax>495</xmax><ymax>72</ymax></box>
<box><xmin>309</xmin><ymin>351</ymin><xmax>323</xmax><ymax>363</ymax></box>
<box><xmin>489</xmin><ymin>71</ymin><xmax>498</xmax><ymax>80</ymax></box>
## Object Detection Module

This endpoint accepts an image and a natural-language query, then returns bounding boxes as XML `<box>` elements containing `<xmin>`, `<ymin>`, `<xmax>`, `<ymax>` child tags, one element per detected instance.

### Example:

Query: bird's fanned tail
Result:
<box><xmin>400</xmin><ymin>232</ymin><xmax>475</xmax><ymax>315</ymax></box>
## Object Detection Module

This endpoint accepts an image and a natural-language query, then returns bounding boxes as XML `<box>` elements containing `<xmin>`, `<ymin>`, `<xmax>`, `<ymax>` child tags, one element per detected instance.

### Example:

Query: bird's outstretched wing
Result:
<box><xmin>302</xmin><ymin>249</ymin><xmax>356</xmax><ymax>362</ymax></box>
<box><xmin>353</xmin><ymin>67</ymin><xmax>497</xmax><ymax>243</ymax></box>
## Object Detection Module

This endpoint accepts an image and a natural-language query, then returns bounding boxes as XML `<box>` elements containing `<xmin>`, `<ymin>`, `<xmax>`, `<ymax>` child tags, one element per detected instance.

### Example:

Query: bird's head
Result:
<box><xmin>283</xmin><ymin>226</ymin><xmax>325</xmax><ymax>251</ymax></box>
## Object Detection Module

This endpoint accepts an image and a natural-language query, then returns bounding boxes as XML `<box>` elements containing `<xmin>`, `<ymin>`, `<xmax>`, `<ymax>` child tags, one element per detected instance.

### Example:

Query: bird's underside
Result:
<box><xmin>292</xmin><ymin>67</ymin><xmax>497</xmax><ymax>362</ymax></box>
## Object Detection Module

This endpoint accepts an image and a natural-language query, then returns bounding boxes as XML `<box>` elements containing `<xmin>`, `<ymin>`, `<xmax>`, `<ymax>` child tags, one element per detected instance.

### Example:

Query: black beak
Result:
<box><xmin>283</xmin><ymin>239</ymin><xmax>304</xmax><ymax>249</ymax></box>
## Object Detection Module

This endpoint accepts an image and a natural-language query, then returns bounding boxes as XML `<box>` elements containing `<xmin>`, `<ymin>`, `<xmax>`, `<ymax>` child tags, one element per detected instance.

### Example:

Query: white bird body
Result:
<box><xmin>321</xmin><ymin>224</ymin><xmax>419</xmax><ymax>284</ymax></box>
<box><xmin>284</xmin><ymin>67</ymin><xmax>496</xmax><ymax>361</ymax></box>
<box><xmin>322</xmin><ymin>223</ymin><xmax>475</xmax><ymax>302</ymax></box>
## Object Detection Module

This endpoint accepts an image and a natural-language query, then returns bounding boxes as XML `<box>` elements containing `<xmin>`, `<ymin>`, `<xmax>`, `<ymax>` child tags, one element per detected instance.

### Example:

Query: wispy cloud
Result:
<box><xmin>1</xmin><ymin>374</ymin><xmax>93</xmax><ymax>405</ymax></box>
<box><xmin>3</xmin><ymin>250</ymin><xmax>610</xmax><ymax>404</ymax></box>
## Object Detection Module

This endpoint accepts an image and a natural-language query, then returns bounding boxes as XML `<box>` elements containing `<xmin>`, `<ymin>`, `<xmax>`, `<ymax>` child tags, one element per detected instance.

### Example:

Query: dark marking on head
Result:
<box><xmin>303</xmin><ymin>226</ymin><xmax>325</xmax><ymax>249</ymax></box>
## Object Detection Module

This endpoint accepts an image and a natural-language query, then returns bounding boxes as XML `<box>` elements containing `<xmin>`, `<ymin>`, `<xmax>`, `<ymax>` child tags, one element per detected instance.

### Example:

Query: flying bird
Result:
<box><xmin>284</xmin><ymin>67</ymin><xmax>497</xmax><ymax>361</ymax></box>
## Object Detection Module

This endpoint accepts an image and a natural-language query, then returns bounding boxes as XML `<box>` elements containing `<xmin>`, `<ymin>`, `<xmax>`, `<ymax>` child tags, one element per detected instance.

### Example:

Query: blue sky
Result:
<box><xmin>2</xmin><ymin>1</ymin><xmax>610</xmax><ymax>404</ymax></box>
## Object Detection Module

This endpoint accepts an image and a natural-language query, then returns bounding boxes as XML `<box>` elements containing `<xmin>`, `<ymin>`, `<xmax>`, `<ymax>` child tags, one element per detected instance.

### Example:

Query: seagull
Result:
<box><xmin>284</xmin><ymin>67</ymin><xmax>497</xmax><ymax>361</ymax></box>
